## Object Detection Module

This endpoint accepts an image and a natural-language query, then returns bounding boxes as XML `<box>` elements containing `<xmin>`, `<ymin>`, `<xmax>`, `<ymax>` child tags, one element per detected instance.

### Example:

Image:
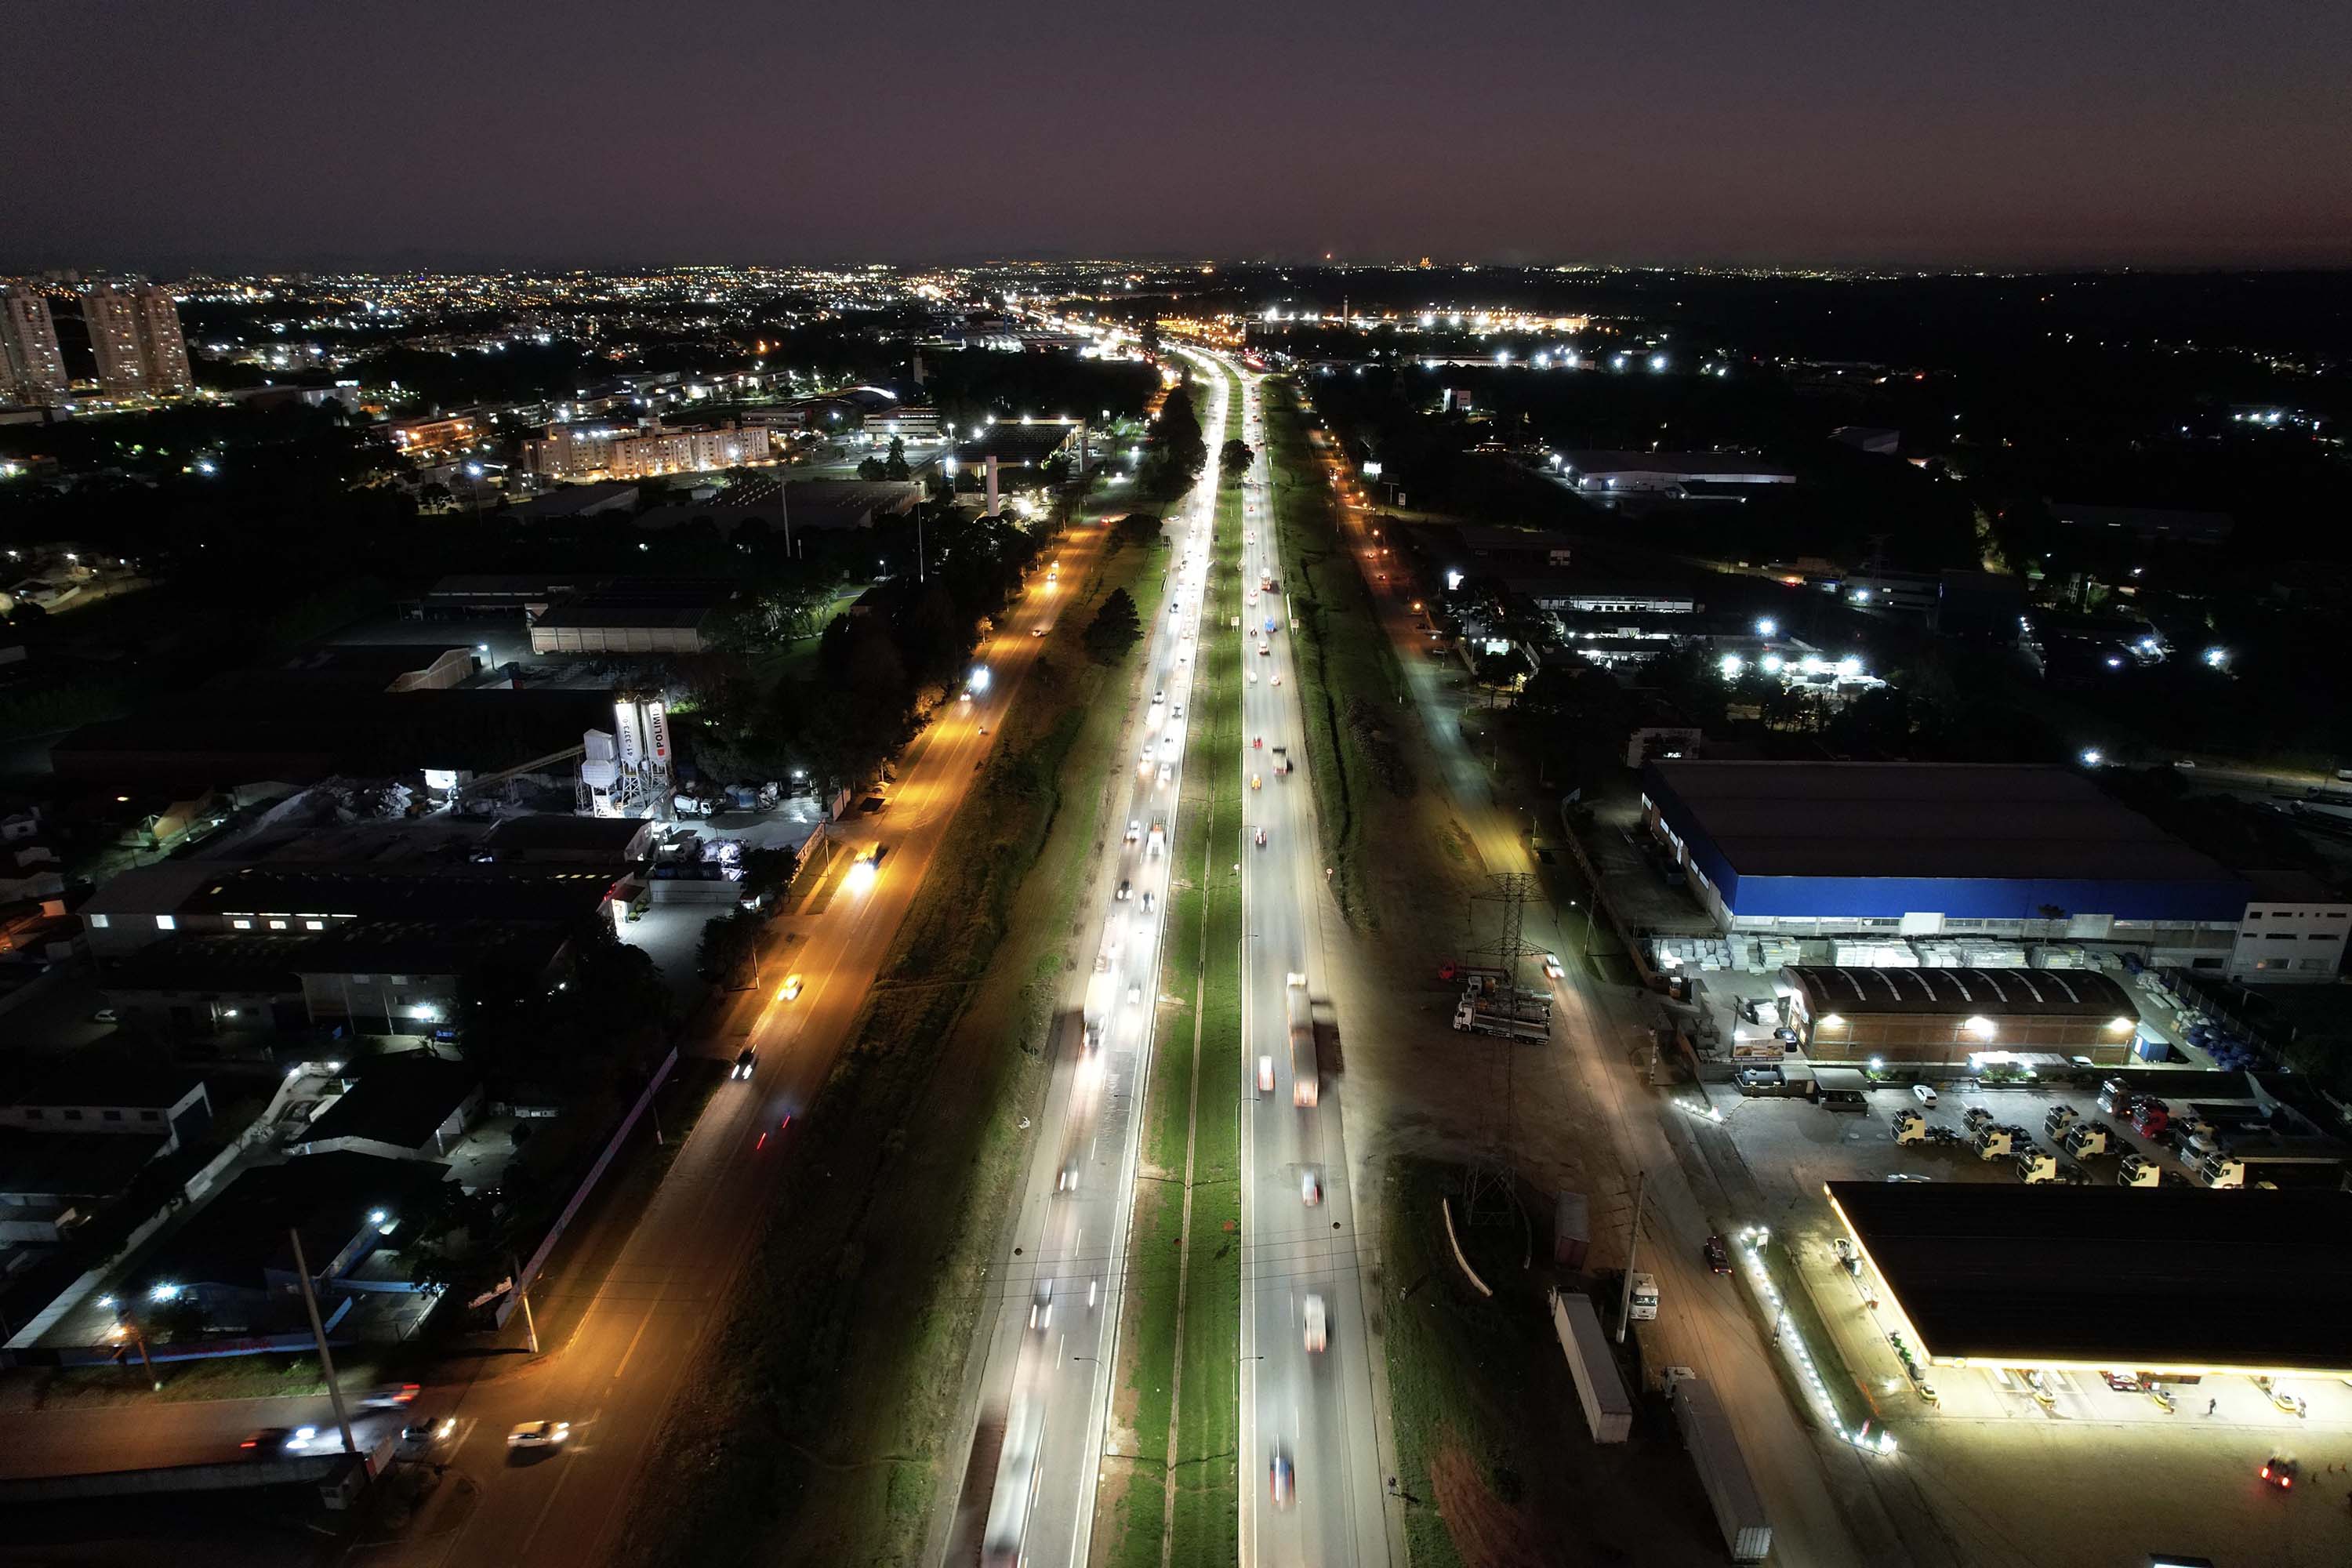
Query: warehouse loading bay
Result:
<box><xmin>1658</xmin><ymin>1068</ymin><xmax>2352</xmax><ymax>1568</ymax></box>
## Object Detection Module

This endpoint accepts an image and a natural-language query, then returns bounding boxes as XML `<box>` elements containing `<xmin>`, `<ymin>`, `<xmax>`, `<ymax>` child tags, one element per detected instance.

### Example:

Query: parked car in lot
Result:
<box><xmin>1911</xmin><ymin>1083</ymin><xmax>1939</xmax><ymax>1107</ymax></box>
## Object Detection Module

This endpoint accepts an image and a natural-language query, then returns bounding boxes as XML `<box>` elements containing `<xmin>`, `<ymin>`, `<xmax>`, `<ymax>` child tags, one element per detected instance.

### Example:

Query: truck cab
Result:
<box><xmin>2013</xmin><ymin>1149</ymin><xmax>2058</xmax><ymax>1183</ymax></box>
<box><xmin>1973</xmin><ymin>1126</ymin><xmax>2016</xmax><ymax>1160</ymax></box>
<box><xmin>2131</xmin><ymin>1098</ymin><xmax>2170</xmax><ymax>1138</ymax></box>
<box><xmin>2117</xmin><ymin>1152</ymin><xmax>2161</xmax><ymax>1187</ymax></box>
<box><xmin>1891</xmin><ymin>1108</ymin><xmax>1927</xmax><ymax>1145</ymax></box>
<box><xmin>2198</xmin><ymin>1154</ymin><xmax>2245</xmax><ymax>1189</ymax></box>
<box><xmin>2061</xmin><ymin>1120</ymin><xmax>2112</xmax><ymax>1158</ymax></box>
<box><xmin>1146</xmin><ymin>822</ymin><xmax>1166</xmax><ymax>857</ymax></box>
<box><xmin>2043</xmin><ymin>1103</ymin><xmax>2082</xmax><ymax>1140</ymax></box>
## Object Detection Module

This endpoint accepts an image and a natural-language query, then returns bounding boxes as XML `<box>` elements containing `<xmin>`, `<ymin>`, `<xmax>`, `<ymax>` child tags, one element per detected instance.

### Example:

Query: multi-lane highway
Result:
<box><xmin>946</xmin><ymin>368</ymin><xmax>1231</xmax><ymax>1568</ymax></box>
<box><xmin>1226</xmin><ymin>365</ymin><xmax>1393</xmax><ymax>1568</ymax></box>
<box><xmin>0</xmin><ymin>529</ymin><xmax>1091</xmax><ymax>1565</ymax></box>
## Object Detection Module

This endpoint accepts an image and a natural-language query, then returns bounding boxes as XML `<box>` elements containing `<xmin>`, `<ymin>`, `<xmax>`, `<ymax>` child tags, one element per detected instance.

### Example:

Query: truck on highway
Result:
<box><xmin>1146</xmin><ymin>821</ymin><xmax>1165</xmax><ymax>857</ymax></box>
<box><xmin>1451</xmin><ymin>986</ymin><xmax>1552</xmax><ymax>1040</ymax></box>
<box><xmin>1286</xmin><ymin>973</ymin><xmax>1319</xmax><ymax>1106</ymax></box>
<box><xmin>1270</xmin><ymin>745</ymin><xmax>1290</xmax><ymax>775</ymax></box>
<box><xmin>981</xmin><ymin>1396</ymin><xmax>1044</xmax><ymax>1568</ymax></box>
<box><xmin>1663</xmin><ymin>1369</ymin><xmax>1772</xmax><ymax>1563</ymax></box>
<box><xmin>1548</xmin><ymin>1290</ymin><xmax>1632</xmax><ymax>1443</ymax></box>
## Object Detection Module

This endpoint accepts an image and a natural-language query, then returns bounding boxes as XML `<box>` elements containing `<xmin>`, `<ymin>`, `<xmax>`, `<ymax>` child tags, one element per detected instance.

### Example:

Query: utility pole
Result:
<box><xmin>288</xmin><ymin>1228</ymin><xmax>358</xmax><ymax>1455</ymax></box>
<box><xmin>109</xmin><ymin>1312</ymin><xmax>162</xmax><ymax>1391</ymax></box>
<box><xmin>1615</xmin><ymin>1170</ymin><xmax>1647</xmax><ymax>1344</ymax></box>
<box><xmin>512</xmin><ymin>1254</ymin><xmax>541</xmax><ymax>1355</ymax></box>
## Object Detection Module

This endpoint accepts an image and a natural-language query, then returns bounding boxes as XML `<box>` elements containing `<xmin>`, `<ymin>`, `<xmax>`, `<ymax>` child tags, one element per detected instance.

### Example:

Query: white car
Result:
<box><xmin>1259</xmin><ymin>1054</ymin><xmax>1275</xmax><ymax>1093</ymax></box>
<box><xmin>1303</xmin><ymin>1294</ymin><xmax>1327</xmax><ymax>1353</ymax></box>
<box><xmin>1029</xmin><ymin>1279</ymin><xmax>1054</xmax><ymax>1330</ymax></box>
<box><xmin>1543</xmin><ymin>952</ymin><xmax>1564</xmax><ymax>979</ymax></box>
<box><xmin>507</xmin><ymin>1421</ymin><xmax>570</xmax><ymax>1449</ymax></box>
<box><xmin>1912</xmin><ymin>1083</ymin><xmax>1940</xmax><ymax>1107</ymax></box>
<box><xmin>1124</xmin><ymin>820</ymin><xmax>1141</xmax><ymax>844</ymax></box>
<box><xmin>1152</xmin><ymin>690</ymin><xmax>1166</xmax><ymax>705</ymax></box>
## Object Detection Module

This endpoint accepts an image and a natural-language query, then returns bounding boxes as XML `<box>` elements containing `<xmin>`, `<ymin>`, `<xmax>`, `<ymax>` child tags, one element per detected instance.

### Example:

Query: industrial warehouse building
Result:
<box><xmin>1773</xmin><ymin>964</ymin><xmax>2143</xmax><ymax>1069</ymax></box>
<box><xmin>1825</xmin><ymin>1182</ymin><xmax>2352</xmax><ymax>1378</ymax></box>
<box><xmin>1637</xmin><ymin>762</ymin><xmax>2347</xmax><ymax>982</ymax></box>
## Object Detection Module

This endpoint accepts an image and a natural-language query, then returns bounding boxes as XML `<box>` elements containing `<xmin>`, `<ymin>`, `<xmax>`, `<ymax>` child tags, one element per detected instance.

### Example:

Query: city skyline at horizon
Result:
<box><xmin>7</xmin><ymin>0</ymin><xmax>2348</xmax><ymax>275</ymax></box>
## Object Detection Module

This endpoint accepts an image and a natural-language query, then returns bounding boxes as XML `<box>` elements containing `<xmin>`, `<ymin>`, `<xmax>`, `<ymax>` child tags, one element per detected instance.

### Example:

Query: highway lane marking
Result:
<box><xmin>609</xmin><ymin>1308</ymin><xmax>654</xmax><ymax>1381</ymax></box>
<box><xmin>514</xmin><ymin>1443</ymin><xmax>581</xmax><ymax>1561</ymax></box>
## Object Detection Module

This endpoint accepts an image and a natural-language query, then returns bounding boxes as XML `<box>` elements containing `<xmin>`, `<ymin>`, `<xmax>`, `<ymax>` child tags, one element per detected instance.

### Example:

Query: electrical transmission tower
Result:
<box><xmin>1462</xmin><ymin>872</ymin><xmax>1540</xmax><ymax>1225</ymax></box>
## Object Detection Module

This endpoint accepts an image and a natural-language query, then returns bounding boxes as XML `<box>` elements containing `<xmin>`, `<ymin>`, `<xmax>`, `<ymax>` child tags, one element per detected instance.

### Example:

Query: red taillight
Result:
<box><xmin>756</xmin><ymin>1132</ymin><xmax>768</xmax><ymax>1149</ymax></box>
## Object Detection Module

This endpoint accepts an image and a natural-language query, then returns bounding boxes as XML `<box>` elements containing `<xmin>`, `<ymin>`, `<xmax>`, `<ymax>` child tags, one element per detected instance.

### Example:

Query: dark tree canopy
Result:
<box><xmin>1083</xmin><ymin>587</ymin><xmax>1144</xmax><ymax>665</ymax></box>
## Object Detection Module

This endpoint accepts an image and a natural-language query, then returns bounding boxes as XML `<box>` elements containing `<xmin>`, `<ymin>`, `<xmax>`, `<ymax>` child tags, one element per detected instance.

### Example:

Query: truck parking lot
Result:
<box><xmin>1669</xmin><ymin>1076</ymin><xmax>2352</xmax><ymax>1566</ymax></box>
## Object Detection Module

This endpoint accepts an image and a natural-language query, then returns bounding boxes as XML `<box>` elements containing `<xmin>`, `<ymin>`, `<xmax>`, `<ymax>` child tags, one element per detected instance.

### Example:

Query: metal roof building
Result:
<box><xmin>1773</xmin><ymin>964</ymin><xmax>2141</xmax><ymax>1067</ymax></box>
<box><xmin>1825</xmin><ymin>1181</ymin><xmax>2352</xmax><ymax>1377</ymax></box>
<box><xmin>1639</xmin><ymin>761</ymin><xmax>2251</xmax><ymax>930</ymax></box>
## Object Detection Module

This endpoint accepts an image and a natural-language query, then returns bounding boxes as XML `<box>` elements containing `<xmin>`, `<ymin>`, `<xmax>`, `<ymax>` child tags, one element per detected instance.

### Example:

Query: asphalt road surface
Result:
<box><xmin>0</xmin><ymin>530</ymin><xmax>1090</xmax><ymax>1567</ymax></box>
<box><xmin>405</xmin><ymin>527</ymin><xmax>1102</xmax><ymax>1568</ymax></box>
<box><xmin>942</xmin><ymin>370</ymin><xmax>1230</xmax><ymax>1568</ymax></box>
<box><xmin>1225</xmin><ymin>364</ymin><xmax>1394</xmax><ymax>1568</ymax></box>
<box><xmin>1318</xmin><ymin>394</ymin><xmax>1873</xmax><ymax>1565</ymax></box>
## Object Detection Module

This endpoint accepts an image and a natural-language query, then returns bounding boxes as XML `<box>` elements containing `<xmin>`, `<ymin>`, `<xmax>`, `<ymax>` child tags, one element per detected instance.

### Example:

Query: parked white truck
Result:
<box><xmin>1664</xmin><ymin>1369</ymin><xmax>1772</xmax><ymax>1563</ymax></box>
<box><xmin>1548</xmin><ymin>1290</ymin><xmax>1632</xmax><ymax>1443</ymax></box>
<box><xmin>1451</xmin><ymin>987</ymin><xmax>1551</xmax><ymax>1040</ymax></box>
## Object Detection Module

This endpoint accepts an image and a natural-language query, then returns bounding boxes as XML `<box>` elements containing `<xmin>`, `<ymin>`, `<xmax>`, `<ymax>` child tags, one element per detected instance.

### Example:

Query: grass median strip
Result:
<box><xmin>614</xmin><ymin>524</ymin><xmax>1168</xmax><ymax>1568</ymax></box>
<box><xmin>1261</xmin><ymin>376</ymin><xmax>1399</xmax><ymax>929</ymax></box>
<box><xmin>1171</xmin><ymin>441</ymin><xmax>1245</xmax><ymax>1568</ymax></box>
<box><xmin>1103</xmin><ymin>368</ymin><xmax>1247</xmax><ymax>1568</ymax></box>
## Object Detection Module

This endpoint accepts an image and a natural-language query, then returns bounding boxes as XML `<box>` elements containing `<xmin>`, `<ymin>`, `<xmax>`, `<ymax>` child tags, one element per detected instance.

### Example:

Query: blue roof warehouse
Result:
<box><xmin>1634</xmin><ymin>763</ymin><xmax>2347</xmax><ymax>985</ymax></box>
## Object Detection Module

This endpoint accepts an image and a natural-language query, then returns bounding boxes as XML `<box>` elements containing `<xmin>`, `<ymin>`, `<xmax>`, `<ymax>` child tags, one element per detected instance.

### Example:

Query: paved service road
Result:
<box><xmin>940</xmin><ymin>370</ymin><xmax>1230</xmax><ymax>1568</ymax></box>
<box><xmin>1224</xmin><ymin>364</ymin><xmax>1394</xmax><ymax>1568</ymax></box>
<box><xmin>0</xmin><ymin>530</ymin><xmax>1091</xmax><ymax>1566</ymax></box>
<box><xmin>405</xmin><ymin>528</ymin><xmax>1103</xmax><ymax>1568</ymax></box>
<box><xmin>1311</xmin><ymin>387</ymin><xmax>1872</xmax><ymax>1567</ymax></box>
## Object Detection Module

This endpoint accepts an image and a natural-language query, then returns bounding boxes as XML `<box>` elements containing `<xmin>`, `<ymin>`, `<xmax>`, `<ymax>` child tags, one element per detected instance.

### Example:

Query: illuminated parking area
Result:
<box><xmin>1822</xmin><ymin>1181</ymin><xmax>2352</xmax><ymax>1429</ymax></box>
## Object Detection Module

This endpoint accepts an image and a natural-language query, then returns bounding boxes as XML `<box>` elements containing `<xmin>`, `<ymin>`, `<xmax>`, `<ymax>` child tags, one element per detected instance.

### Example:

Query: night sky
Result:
<box><xmin>9</xmin><ymin>0</ymin><xmax>2350</xmax><ymax>271</ymax></box>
